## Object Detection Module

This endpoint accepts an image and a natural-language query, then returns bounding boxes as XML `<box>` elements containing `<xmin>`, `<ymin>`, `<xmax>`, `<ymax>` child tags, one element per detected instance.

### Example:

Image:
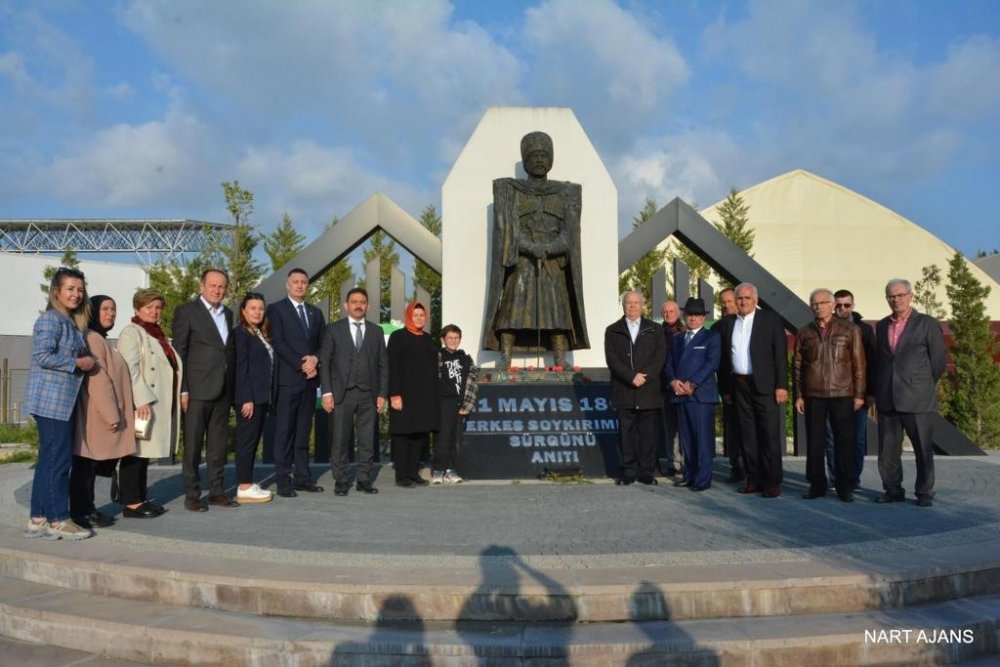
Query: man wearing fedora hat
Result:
<box><xmin>665</xmin><ymin>297</ymin><xmax>721</xmax><ymax>491</ymax></box>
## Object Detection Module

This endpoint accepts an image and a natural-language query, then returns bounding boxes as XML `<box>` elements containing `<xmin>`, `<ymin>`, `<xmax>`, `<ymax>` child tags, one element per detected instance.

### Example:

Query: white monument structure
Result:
<box><xmin>442</xmin><ymin>107</ymin><xmax>619</xmax><ymax>369</ymax></box>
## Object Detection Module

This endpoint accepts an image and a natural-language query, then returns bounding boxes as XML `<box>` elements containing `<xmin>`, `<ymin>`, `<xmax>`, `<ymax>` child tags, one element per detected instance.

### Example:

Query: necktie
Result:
<box><xmin>297</xmin><ymin>304</ymin><xmax>308</xmax><ymax>332</ymax></box>
<box><xmin>354</xmin><ymin>322</ymin><xmax>363</xmax><ymax>351</ymax></box>
<box><xmin>685</xmin><ymin>331</ymin><xmax>694</xmax><ymax>346</ymax></box>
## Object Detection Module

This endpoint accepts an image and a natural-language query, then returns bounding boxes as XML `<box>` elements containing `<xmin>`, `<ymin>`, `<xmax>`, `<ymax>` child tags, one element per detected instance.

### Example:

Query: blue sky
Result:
<box><xmin>2</xmin><ymin>0</ymin><xmax>998</xmax><ymax>259</ymax></box>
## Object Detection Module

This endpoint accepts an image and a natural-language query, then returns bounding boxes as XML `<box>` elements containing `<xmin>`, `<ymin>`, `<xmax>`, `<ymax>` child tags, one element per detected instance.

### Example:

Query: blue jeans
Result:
<box><xmin>30</xmin><ymin>414</ymin><xmax>75</xmax><ymax>522</ymax></box>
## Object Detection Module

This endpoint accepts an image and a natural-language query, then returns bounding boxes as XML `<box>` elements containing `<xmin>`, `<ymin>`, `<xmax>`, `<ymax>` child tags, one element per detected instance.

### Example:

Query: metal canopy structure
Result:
<box><xmin>0</xmin><ymin>219</ymin><xmax>234</xmax><ymax>265</ymax></box>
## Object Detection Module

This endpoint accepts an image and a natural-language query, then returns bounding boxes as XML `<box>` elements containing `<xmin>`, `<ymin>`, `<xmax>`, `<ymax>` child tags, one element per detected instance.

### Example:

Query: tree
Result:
<box><xmin>619</xmin><ymin>198</ymin><xmax>668</xmax><ymax>316</ymax></box>
<box><xmin>362</xmin><ymin>229</ymin><xmax>399</xmax><ymax>322</ymax></box>
<box><xmin>264</xmin><ymin>212</ymin><xmax>306</xmax><ymax>272</ymax></box>
<box><xmin>413</xmin><ymin>204</ymin><xmax>442</xmax><ymax>333</ymax></box>
<box><xmin>209</xmin><ymin>180</ymin><xmax>265</xmax><ymax>306</ymax></box>
<box><xmin>714</xmin><ymin>188</ymin><xmax>755</xmax><ymax>257</ymax></box>
<box><xmin>943</xmin><ymin>251</ymin><xmax>1000</xmax><ymax>448</ymax></box>
<box><xmin>309</xmin><ymin>217</ymin><xmax>355</xmax><ymax>319</ymax></box>
<box><xmin>913</xmin><ymin>263</ymin><xmax>947</xmax><ymax>319</ymax></box>
<box><xmin>41</xmin><ymin>249</ymin><xmax>81</xmax><ymax>296</ymax></box>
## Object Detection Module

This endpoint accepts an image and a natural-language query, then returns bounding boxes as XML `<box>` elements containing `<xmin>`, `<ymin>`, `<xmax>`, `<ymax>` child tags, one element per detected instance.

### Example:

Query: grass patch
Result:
<box><xmin>0</xmin><ymin>421</ymin><xmax>38</xmax><ymax>447</ymax></box>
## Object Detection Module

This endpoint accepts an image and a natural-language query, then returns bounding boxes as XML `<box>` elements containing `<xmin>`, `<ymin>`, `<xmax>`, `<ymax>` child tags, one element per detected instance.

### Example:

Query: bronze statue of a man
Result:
<box><xmin>484</xmin><ymin>131</ymin><xmax>589</xmax><ymax>370</ymax></box>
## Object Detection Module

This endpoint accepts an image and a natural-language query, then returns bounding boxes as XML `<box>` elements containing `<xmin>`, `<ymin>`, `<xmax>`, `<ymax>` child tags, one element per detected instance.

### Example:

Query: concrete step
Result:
<box><xmin>3</xmin><ymin>529</ymin><xmax>999</xmax><ymax>625</ymax></box>
<box><xmin>1</xmin><ymin>576</ymin><xmax>997</xmax><ymax>666</ymax></box>
<box><xmin>0</xmin><ymin>636</ymin><xmax>152</xmax><ymax>666</ymax></box>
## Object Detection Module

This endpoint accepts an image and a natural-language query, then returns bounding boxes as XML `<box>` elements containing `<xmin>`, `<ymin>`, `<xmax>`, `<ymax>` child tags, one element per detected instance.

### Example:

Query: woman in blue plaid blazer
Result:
<box><xmin>23</xmin><ymin>268</ymin><xmax>97</xmax><ymax>541</ymax></box>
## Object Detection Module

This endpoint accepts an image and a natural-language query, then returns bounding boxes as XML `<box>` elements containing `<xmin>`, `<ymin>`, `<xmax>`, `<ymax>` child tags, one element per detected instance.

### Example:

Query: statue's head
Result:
<box><xmin>520</xmin><ymin>131</ymin><xmax>553</xmax><ymax>178</ymax></box>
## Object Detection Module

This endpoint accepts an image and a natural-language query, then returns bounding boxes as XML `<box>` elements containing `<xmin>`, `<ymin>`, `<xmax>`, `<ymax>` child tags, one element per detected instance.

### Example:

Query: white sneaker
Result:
<box><xmin>24</xmin><ymin>518</ymin><xmax>49</xmax><ymax>539</ymax></box>
<box><xmin>431</xmin><ymin>471</ymin><xmax>445</xmax><ymax>485</ymax></box>
<box><xmin>237</xmin><ymin>484</ymin><xmax>274</xmax><ymax>504</ymax></box>
<box><xmin>46</xmin><ymin>520</ymin><xmax>93</xmax><ymax>541</ymax></box>
<box><xmin>444</xmin><ymin>470</ymin><xmax>464</xmax><ymax>484</ymax></box>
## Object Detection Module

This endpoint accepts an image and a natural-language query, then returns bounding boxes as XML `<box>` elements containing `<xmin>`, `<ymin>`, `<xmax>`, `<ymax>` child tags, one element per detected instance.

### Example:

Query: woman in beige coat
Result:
<box><xmin>116</xmin><ymin>289</ymin><xmax>182</xmax><ymax>519</ymax></box>
<box><xmin>70</xmin><ymin>296</ymin><xmax>137</xmax><ymax>529</ymax></box>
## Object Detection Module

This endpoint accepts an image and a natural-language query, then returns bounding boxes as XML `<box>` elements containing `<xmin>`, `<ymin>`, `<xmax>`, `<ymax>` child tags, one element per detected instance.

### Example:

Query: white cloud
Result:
<box><xmin>522</xmin><ymin>0</ymin><xmax>688</xmax><ymax>146</ymax></box>
<box><xmin>105</xmin><ymin>82</ymin><xmax>134</xmax><ymax>100</ymax></box>
<box><xmin>47</xmin><ymin>110</ymin><xmax>218</xmax><ymax>208</ymax></box>
<box><xmin>927</xmin><ymin>35</ymin><xmax>1000</xmax><ymax>121</ymax></box>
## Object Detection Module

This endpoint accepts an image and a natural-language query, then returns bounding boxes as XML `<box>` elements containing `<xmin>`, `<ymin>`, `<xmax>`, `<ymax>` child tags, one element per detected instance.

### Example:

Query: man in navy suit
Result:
<box><xmin>267</xmin><ymin>268</ymin><xmax>327</xmax><ymax>497</ymax></box>
<box><xmin>717</xmin><ymin>283</ymin><xmax>789</xmax><ymax>498</ymax></box>
<box><xmin>871</xmin><ymin>278</ymin><xmax>946</xmax><ymax>507</ymax></box>
<box><xmin>665</xmin><ymin>298</ymin><xmax>721</xmax><ymax>492</ymax></box>
<box><xmin>173</xmin><ymin>268</ymin><xmax>236</xmax><ymax>512</ymax></box>
<box><xmin>319</xmin><ymin>288</ymin><xmax>388</xmax><ymax>496</ymax></box>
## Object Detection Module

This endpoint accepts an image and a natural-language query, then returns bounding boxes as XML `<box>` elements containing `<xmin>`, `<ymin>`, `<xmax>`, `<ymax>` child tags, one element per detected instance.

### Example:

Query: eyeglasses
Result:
<box><xmin>886</xmin><ymin>293</ymin><xmax>911</xmax><ymax>300</ymax></box>
<box><xmin>834</xmin><ymin>303</ymin><xmax>853</xmax><ymax>310</ymax></box>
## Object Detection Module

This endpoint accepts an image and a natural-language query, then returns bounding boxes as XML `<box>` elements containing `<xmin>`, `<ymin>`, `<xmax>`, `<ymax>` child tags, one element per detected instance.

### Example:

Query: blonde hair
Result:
<box><xmin>47</xmin><ymin>267</ymin><xmax>90</xmax><ymax>333</ymax></box>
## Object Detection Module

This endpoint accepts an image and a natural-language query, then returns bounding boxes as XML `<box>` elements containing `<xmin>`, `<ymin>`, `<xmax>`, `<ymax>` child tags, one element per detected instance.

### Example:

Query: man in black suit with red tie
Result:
<box><xmin>173</xmin><ymin>268</ymin><xmax>236</xmax><ymax>512</ymax></box>
<box><xmin>717</xmin><ymin>283</ymin><xmax>789</xmax><ymax>498</ymax></box>
<box><xmin>267</xmin><ymin>268</ymin><xmax>327</xmax><ymax>498</ymax></box>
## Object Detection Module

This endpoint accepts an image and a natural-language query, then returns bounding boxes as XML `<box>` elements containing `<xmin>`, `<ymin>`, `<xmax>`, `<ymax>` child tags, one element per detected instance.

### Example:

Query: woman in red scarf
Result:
<box><xmin>116</xmin><ymin>289</ymin><xmax>182</xmax><ymax>518</ymax></box>
<box><xmin>387</xmin><ymin>302</ymin><xmax>440</xmax><ymax>487</ymax></box>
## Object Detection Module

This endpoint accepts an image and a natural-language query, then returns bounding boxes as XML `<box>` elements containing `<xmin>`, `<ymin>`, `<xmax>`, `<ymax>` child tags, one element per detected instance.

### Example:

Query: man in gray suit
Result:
<box><xmin>172</xmin><ymin>268</ymin><xmax>236</xmax><ymax>512</ymax></box>
<box><xmin>319</xmin><ymin>288</ymin><xmax>388</xmax><ymax>497</ymax></box>
<box><xmin>872</xmin><ymin>278</ymin><xmax>946</xmax><ymax>507</ymax></box>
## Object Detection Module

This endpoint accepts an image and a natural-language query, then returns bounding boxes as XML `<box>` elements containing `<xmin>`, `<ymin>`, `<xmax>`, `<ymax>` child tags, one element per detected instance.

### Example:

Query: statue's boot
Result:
<box><xmin>500</xmin><ymin>333</ymin><xmax>516</xmax><ymax>371</ymax></box>
<box><xmin>552</xmin><ymin>333</ymin><xmax>569</xmax><ymax>369</ymax></box>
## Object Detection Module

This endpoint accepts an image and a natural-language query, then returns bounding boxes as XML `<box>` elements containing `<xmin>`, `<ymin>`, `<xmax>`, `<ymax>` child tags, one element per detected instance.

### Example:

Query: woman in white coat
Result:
<box><xmin>116</xmin><ymin>288</ymin><xmax>183</xmax><ymax>518</ymax></box>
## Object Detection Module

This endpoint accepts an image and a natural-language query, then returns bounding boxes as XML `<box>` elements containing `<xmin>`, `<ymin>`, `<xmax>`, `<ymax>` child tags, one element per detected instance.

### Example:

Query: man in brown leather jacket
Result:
<box><xmin>794</xmin><ymin>288</ymin><xmax>866</xmax><ymax>502</ymax></box>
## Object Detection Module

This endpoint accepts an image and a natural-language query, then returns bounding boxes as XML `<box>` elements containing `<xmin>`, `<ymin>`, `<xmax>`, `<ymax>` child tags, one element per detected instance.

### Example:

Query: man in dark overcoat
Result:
<box><xmin>605</xmin><ymin>291</ymin><xmax>666</xmax><ymax>485</ymax></box>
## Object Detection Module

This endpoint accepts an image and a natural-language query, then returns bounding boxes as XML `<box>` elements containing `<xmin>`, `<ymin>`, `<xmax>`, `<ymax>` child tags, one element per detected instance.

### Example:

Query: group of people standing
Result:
<box><xmin>24</xmin><ymin>265</ymin><xmax>479</xmax><ymax>540</ymax></box>
<box><xmin>605</xmin><ymin>278</ymin><xmax>946</xmax><ymax>507</ymax></box>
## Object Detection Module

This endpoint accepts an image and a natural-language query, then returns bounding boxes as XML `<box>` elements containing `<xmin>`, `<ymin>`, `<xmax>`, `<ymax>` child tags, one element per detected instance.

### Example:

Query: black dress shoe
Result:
<box><xmin>801</xmin><ymin>490</ymin><xmax>826</xmax><ymax>500</ymax></box>
<box><xmin>207</xmin><ymin>494</ymin><xmax>240</xmax><ymax>507</ymax></box>
<box><xmin>396</xmin><ymin>479</ymin><xmax>416</xmax><ymax>488</ymax></box>
<box><xmin>295</xmin><ymin>482</ymin><xmax>324</xmax><ymax>493</ymax></box>
<box><xmin>874</xmin><ymin>493</ymin><xmax>905</xmax><ymax>504</ymax></box>
<box><xmin>691</xmin><ymin>485</ymin><xmax>709</xmax><ymax>492</ymax></box>
<box><xmin>276</xmin><ymin>489</ymin><xmax>298</xmax><ymax>498</ymax></box>
<box><xmin>673</xmin><ymin>479</ymin><xmax>691</xmax><ymax>487</ymax></box>
<box><xmin>86</xmin><ymin>510</ymin><xmax>117</xmax><ymax>527</ymax></box>
<box><xmin>123</xmin><ymin>502</ymin><xmax>161</xmax><ymax>518</ymax></box>
<box><xmin>915</xmin><ymin>497</ymin><xmax>933</xmax><ymax>507</ymax></box>
<box><xmin>615</xmin><ymin>477</ymin><xmax>635</xmax><ymax>486</ymax></box>
<box><xmin>838</xmin><ymin>493</ymin><xmax>855</xmax><ymax>503</ymax></box>
<box><xmin>356</xmin><ymin>482</ymin><xmax>379</xmax><ymax>494</ymax></box>
<box><xmin>410</xmin><ymin>477</ymin><xmax>429</xmax><ymax>487</ymax></box>
<box><xmin>737</xmin><ymin>485</ymin><xmax>760</xmax><ymax>494</ymax></box>
<box><xmin>663</xmin><ymin>468</ymin><xmax>677</xmax><ymax>477</ymax></box>
<box><xmin>72</xmin><ymin>516</ymin><xmax>93</xmax><ymax>530</ymax></box>
<box><xmin>637</xmin><ymin>476</ymin><xmax>658</xmax><ymax>486</ymax></box>
<box><xmin>333</xmin><ymin>484</ymin><xmax>349</xmax><ymax>496</ymax></box>
<box><xmin>142</xmin><ymin>502</ymin><xmax>167</xmax><ymax>516</ymax></box>
<box><xmin>184</xmin><ymin>498</ymin><xmax>208</xmax><ymax>512</ymax></box>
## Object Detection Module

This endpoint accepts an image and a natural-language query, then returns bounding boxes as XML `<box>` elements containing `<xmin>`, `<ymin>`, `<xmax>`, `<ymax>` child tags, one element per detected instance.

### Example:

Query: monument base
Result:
<box><xmin>458</xmin><ymin>373</ymin><xmax>620</xmax><ymax>479</ymax></box>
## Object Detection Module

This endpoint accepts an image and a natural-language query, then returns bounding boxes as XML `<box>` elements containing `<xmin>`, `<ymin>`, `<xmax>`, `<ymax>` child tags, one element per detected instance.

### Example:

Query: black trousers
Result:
<box><xmin>69</xmin><ymin>455</ymin><xmax>100</xmax><ymax>518</ymax></box>
<box><xmin>118</xmin><ymin>455</ymin><xmax>150</xmax><ymax>506</ymax></box>
<box><xmin>392</xmin><ymin>432</ymin><xmax>427</xmax><ymax>482</ymax></box>
<box><xmin>721</xmin><ymin>401</ymin><xmax>744</xmax><ymax>472</ymax></box>
<box><xmin>273</xmin><ymin>384</ymin><xmax>315</xmax><ymax>490</ymax></box>
<box><xmin>878</xmin><ymin>410</ymin><xmax>936</xmax><ymax>499</ymax></box>
<box><xmin>804</xmin><ymin>397</ymin><xmax>854</xmax><ymax>494</ymax></box>
<box><xmin>182</xmin><ymin>395</ymin><xmax>230</xmax><ymax>500</ymax></box>
<box><xmin>732</xmin><ymin>377</ymin><xmax>785</xmax><ymax>489</ymax></box>
<box><xmin>331</xmin><ymin>388</ymin><xmax>377</xmax><ymax>486</ymax></box>
<box><xmin>434</xmin><ymin>399</ymin><xmax>461</xmax><ymax>472</ymax></box>
<box><xmin>617</xmin><ymin>408</ymin><xmax>660</xmax><ymax>481</ymax></box>
<box><xmin>235</xmin><ymin>403</ymin><xmax>267</xmax><ymax>484</ymax></box>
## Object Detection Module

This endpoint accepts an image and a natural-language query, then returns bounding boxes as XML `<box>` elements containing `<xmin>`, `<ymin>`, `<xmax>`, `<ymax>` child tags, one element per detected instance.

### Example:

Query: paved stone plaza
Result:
<box><xmin>1</xmin><ymin>454</ymin><xmax>998</xmax><ymax>665</ymax></box>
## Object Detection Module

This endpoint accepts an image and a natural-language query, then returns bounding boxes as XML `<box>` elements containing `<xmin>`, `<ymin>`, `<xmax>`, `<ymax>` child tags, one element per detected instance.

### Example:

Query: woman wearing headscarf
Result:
<box><xmin>116</xmin><ymin>288</ymin><xmax>182</xmax><ymax>518</ymax></box>
<box><xmin>70</xmin><ymin>295</ymin><xmax>137</xmax><ymax>528</ymax></box>
<box><xmin>387</xmin><ymin>302</ymin><xmax>439</xmax><ymax>487</ymax></box>
<box><xmin>233</xmin><ymin>292</ymin><xmax>274</xmax><ymax>503</ymax></box>
<box><xmin>24</xmin><ymin>267</ymin><xmax>95</xmax><ymax>540</ymax></box>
